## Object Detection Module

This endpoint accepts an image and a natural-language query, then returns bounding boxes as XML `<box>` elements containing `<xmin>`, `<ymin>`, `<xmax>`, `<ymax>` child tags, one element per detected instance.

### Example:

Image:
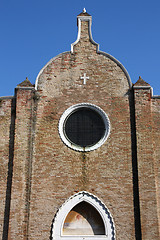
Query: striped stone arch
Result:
<box><xmin>51</xmin><ymin>191</ymin><xmax>116</xmax><ymax>240</ymax></box>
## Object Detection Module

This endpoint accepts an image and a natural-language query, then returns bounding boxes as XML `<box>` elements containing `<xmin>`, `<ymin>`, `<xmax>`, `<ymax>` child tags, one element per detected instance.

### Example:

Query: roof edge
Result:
<box><xmin>35</xmin><ymin>51</ymin><xmax>70</xmax><ymax>90</ymax></box>
<box><xmin>98</xmin><ymin>50</ymin><xmax>132</xmax><ymax>88</ymax></box>
<box><xmin>35</xmin><ymin>49</ymin><xmax>132</xmax><ymax>91</ymax></box>
<box><xmin>0</xmin><ymin>96</ymin><xmax>14</xmax><ymax>100</ymax></box>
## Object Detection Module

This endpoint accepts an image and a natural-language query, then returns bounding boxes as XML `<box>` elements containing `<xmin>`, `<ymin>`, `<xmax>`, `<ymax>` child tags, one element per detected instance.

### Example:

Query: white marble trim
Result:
<box><xmin>51</xmin><ymin>191</ymin><xmax>116</xmax><ymax>240</ymax></box>
<box><xmin>58</xmin><ymin>103</ymin><xmax>110</xmax><ymax>152</ymax></box>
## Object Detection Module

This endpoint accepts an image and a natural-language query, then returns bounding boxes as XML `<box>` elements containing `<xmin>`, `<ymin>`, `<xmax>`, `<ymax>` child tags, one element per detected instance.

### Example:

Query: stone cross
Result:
<box><xmin>80</xmin><ymin>73</ymin><xmax>89</xmax><ymax>85</ymax></box>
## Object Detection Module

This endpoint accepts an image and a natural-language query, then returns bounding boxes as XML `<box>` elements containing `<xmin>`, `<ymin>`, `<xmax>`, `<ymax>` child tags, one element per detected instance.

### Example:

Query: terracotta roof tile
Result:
<box><xmin>17</xmin><ymin>77</ymin><xmax>34</xmax><ymax>87</ymax></box>
<box><xmin>78</xmin><ymin>12</ymin><xmax>91</xmax><ymax>16</ymax></box>
<box><xmin>78</xmin><ymin>9</ymin><xmax>91</xmax><ymax>16</ymax></box>
<box><xmin>134</xmin><ymin>76</ymin><xmax>150</xmax><ymax>86</ymax></box>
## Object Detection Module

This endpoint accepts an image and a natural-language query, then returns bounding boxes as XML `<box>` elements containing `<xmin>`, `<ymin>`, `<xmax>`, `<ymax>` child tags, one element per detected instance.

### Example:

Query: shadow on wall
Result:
<box><xmin>129</xmin><ymin>88</ymin><xmax>142</xmax><ymax>240</ymax></box>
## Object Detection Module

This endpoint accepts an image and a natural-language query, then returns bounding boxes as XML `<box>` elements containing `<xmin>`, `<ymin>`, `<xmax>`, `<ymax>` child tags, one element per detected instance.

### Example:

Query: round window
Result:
<box><xmin>59</xmin><ymin>103</ymin><xmax>110</xmax><ymax>151</ymax></box>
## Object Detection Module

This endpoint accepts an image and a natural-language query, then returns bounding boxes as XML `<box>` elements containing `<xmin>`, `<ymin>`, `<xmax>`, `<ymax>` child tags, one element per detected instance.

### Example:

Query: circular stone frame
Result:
<box><xmin>59</xmin><ymin>103</ymin><xmax>110</xmax><ymax>152</ymax></box>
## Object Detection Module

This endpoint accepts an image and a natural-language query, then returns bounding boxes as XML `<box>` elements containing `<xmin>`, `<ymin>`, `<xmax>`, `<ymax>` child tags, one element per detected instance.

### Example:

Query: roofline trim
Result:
<box><xmin>35</xmin><ymin>51</ymin><xmax>70</xmax><ymax>90</ymax></box>
<box><xmin>133</xmin><ymin>85</ymin><xmax>151</xmax><ymax>89</ymax></box>
<box><xmin>151</xmin><ymin>88</ymin><xmax>160</xmax><ymax>98</ymax></box>
<box><xmin>16</xmin><ymin>86</ymin><xmax>34</xmax><ymax>90</ymax></box>
<box><xmin>133</xmin><ymin>86</ymin><xmax>160</xmax><ymax>98</ymax></box>
<box><xmin>0</xmin><ymin>96</ymin><xmax>14</xmax><ymax>100</ymax></box>
<box><xmin>35</xmin><ymin>48</ymin><xmax>132</xmax><ymax>91</ymax></box>
<box><xmin>152</xmin><ymin>95</ymin><xmax>160</xmax><ymax>99</ymax></box>
<box><xmin>98</xmin><ymin>50</ymin><xmax>132</xmax><ymax>88</ymax></box>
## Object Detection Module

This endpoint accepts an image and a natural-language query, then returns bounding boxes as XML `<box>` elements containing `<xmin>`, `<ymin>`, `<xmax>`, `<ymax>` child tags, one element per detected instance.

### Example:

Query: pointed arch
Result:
<box><xmin>51</xmin><ymin>191</ymin><xmax>115</xmax><ymax>240</ymax></box>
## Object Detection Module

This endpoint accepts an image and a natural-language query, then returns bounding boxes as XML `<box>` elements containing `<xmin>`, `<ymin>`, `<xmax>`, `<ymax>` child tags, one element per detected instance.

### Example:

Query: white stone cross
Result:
<box><xmin>80</xmin><ymin>73</ymin><xmax>89</xmax><ymax>85</ymax></box>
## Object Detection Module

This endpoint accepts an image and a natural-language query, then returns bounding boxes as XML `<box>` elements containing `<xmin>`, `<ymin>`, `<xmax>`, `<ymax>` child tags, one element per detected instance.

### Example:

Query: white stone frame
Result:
<box><xmin>58</xmin><ymin>103</ymin><xmax>110</xmax><ymax>152</ymax></box>
<box><xmin>51</xmin><ymin>191</ymin><xmax>116</xmax><ymax>240</ymax></box>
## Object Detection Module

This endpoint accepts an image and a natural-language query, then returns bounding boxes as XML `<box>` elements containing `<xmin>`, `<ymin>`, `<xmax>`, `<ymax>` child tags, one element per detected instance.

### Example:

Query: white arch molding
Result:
<box><xmin>58</xmin><ymin>103</ymin><xmax>111</xmax><ymax>152</ymax></box>
<box><xmin>51</xmin><ymin>191</ymin><xmax>116</xmax><ymax>240</ymax></box>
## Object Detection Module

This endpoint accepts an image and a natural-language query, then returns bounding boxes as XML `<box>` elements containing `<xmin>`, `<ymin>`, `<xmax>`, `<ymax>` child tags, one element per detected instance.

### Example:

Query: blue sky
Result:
<box><xmin>0</xmin><ymin>0</ymin><xmax>160</xmax><ymax>96</ymax></box>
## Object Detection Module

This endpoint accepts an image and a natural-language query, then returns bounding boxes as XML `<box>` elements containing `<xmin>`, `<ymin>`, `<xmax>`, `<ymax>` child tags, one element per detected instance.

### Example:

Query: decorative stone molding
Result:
<box><xmin>71</xmin><ymin>14</ymin><xmax>97</xmax><ymax>53</ymax></box>
<box><xmin>51</xmin><ymin>191</ymin><xmax>116</xmax><ymax>240</ymax></box>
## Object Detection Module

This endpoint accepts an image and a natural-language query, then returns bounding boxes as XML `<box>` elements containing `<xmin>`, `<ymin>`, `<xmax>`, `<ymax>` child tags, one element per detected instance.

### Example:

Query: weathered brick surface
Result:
<box><xmin>8</xmin><ymin>88</ymin><xmax>35</xmax><ymax>239</ymax></box>
<box><xmin>27</xmin><ymin>20</ymin><xmax>135</xmax><ymax>240</ymax></box>
<box><xmin>0</xmin><ymin>12</ymin><xmax>159</xmax><ymax>240</ymax></box>
<box><xmin>0</xmin><ymin>98</ymin><xmax>13</xmax><ymax>240</ymax></box>
<box><xmin>151</xmin><ymin>98</ymin><xmax>160</xmax><ymax>234</ymax></box>
<box><xmin>134</xmin><ymin>87</ymin><xmax>159</xmax><ymax>239</ymax></box>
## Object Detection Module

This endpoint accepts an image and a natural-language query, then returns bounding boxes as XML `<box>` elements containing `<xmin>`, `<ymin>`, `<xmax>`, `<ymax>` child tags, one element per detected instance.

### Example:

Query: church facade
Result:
<box><xmin>0</xmin><ymin>10</ymin><xmax>159</xmax><ymax>240</ymax></box>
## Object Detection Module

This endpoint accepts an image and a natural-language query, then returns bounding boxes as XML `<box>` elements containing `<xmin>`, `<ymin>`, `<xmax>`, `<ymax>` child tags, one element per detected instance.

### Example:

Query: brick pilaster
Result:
<box><xmin>134</xmin><ymin>84</ymin><xmax>159</xmax><ymax>239</ymax></box>
<box><xmin>9</xmin><ymin>86</ymin><xmax>34</xmax><ymax>239</ymax></box>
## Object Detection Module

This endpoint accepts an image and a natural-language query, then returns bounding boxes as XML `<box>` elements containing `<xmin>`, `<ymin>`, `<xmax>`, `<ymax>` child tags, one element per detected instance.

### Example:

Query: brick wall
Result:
<box><xmin>134</xmin><ymin>86</ymin><xmax>159</xmax><ymax>239</ymax></box>
<box><xmin>151</xmin><ymin>97</ymin><xmax>160</xmax><ymax>235</ymax></box>
<box><xmin>28</xmin><ymin>19</ymin><xmax>135</xmax><ymax>240</ymax></box>
<box><xmin>9</xmin><ymin>88</ymin><xmax>35</xmax><ymax>239</ymax></box>
<box><xmin>0</xmin><ymin>97</ymin><xmax>14</xmax><ymax>240</ymax></box>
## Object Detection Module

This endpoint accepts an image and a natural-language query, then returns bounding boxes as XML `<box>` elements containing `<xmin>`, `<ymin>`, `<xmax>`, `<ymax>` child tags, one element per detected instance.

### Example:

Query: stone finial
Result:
<box><xmin>134</xmin><ymin>76</ymin><xmax>150</xmax><ymax>87</ymax></box>
<box><xmin>83</xmin><ymin>8</ymin><xmax>86</xmax><ymax>13</ymax></box>
<box><xmin>17</xmin><ymin>77</ymin><xmax>34</xmax><ymax>87</ymax></box>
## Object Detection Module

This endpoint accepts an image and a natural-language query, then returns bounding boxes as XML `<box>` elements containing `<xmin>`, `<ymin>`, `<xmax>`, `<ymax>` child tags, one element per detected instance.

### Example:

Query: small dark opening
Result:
<box><xmin>65</xmin><ymin>108</ymin><xmax>105</xmax><ymax>147</ymax></box>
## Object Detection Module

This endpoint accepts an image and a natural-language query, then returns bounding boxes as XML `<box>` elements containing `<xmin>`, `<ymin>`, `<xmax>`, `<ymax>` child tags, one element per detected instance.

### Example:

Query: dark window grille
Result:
<box><xmin>64</xmin><ymin>108</ymin><xmax>105</xmax><ymax>147</ymax></box>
